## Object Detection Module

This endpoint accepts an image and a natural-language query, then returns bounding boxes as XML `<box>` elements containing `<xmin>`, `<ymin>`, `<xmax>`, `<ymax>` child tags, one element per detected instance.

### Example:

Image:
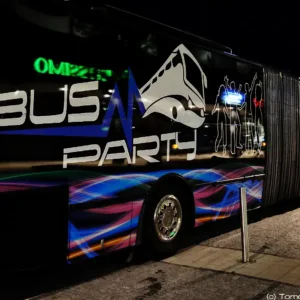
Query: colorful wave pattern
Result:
<box><xmin>0</xmin><ymin>164</ymin><xmax>264</xmax><ymax>262</ymax></box>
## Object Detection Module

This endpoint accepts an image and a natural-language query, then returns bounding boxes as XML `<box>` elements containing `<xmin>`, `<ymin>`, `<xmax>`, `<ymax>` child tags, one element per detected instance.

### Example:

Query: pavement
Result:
<box><xmin>164</xmin><ymin>245</ymin><xmax>300</xmax><ymax>285</ymax></box>
<box><xmin>201</xmin><ymin>204</ymin><xmax>300</xmax><ymax>260</ymax></box>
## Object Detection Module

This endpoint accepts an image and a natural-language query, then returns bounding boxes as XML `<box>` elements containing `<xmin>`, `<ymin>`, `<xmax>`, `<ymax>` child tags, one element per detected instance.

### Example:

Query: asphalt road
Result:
<box><xmin>7</xmin><ymin>259</ymin><xmax>300</xmax><ymax>300</ymax></box>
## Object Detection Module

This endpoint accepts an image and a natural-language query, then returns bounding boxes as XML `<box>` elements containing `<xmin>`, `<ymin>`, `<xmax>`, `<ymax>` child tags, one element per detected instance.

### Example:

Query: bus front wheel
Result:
<box><xmin>142</xmin><ymin>186</ymin><xmax>192</xmax><ymax>259</ymax></box>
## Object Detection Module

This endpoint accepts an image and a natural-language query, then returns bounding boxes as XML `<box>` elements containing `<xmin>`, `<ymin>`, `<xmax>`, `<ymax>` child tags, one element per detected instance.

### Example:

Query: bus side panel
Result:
<box><xmin>0</xmin><ymin>7</ymin><xmax>266</xmax><ymax>268</ymax></box>
<box><xmin>66</xmin><ymin>171</ymin><xmax>145</xmax><ymax>263</ymax></box>
<box><xmin>191</xmin><ymin>166</ymin><xmax>264</xmax><ymax>226</ymax></box>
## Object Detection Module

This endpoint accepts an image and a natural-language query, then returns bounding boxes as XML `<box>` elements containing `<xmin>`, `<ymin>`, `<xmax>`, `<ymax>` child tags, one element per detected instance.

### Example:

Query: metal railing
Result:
<box><xmin>195</xmin><ymin>173</ymin><xmax>265</xmax><ymax>187</ymax></box>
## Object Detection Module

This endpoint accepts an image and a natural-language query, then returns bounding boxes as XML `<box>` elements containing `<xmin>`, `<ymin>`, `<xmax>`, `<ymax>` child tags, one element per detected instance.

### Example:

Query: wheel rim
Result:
<box><xmin>153</xmin><ymin>194</ymin><xmax>182</xmax><ymax>242</ymax></box>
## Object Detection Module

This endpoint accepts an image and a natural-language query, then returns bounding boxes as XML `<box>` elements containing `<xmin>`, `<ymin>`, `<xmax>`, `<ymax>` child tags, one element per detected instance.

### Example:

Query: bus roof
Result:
<box><xmin>105</xmin><ymin>5</ymin><xmax>233</xmax><ymax>54</ymax></box>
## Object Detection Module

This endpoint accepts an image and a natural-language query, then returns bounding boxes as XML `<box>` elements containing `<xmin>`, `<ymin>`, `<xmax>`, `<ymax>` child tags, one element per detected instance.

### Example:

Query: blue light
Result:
<box><xmin>221</xmin><ymin>92</ymin><xmax>243</xmax><ymax>105</ymax></box>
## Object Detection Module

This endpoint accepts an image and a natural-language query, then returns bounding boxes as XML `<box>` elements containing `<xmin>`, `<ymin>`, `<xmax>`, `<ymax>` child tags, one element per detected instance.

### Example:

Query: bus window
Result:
<box><xmin>183</xmin><ymin>53</ymin><xmax>204</xmax><ymax>99</ymax></box>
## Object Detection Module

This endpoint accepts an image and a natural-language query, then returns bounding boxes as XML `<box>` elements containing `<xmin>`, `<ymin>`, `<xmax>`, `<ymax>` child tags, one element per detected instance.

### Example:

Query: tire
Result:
<box><xmin>142</xmin><ymin>185</ymin><xmax>192</xmax><ymax>259</ymax></box>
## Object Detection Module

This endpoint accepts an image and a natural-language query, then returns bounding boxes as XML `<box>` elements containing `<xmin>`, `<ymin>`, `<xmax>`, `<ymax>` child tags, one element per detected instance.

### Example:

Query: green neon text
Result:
<box><xmin>33</xmin><ymin>57</ymin><xmax>128</xmax><ymax>82</ymax></box>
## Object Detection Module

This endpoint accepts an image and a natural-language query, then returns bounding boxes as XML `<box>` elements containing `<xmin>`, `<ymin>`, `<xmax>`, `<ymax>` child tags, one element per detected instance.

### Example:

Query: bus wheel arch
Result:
<box><xmin>136</xmin><ymin>173</ymin><xmax>195</xmax><ymax>258</ymax></box>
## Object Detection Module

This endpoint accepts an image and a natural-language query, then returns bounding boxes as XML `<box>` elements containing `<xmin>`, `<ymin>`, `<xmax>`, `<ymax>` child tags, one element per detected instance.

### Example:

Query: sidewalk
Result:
<box><xmin>163</xmin><ymin>245</ymin><xmax>300</xmax><ymax>285</ymax></box>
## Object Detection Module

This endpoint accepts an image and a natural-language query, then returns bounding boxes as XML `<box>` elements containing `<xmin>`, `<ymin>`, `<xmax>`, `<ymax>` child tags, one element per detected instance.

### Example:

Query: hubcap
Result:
<box><xmin>153</xmin><ymin>195</ymin><xmax>182</xmax><ymax>242</ymax></box>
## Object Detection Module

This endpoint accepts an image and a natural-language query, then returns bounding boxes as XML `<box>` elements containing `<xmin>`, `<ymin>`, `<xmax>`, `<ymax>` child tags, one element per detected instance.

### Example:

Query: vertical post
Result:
<box><xmin>239</xmin><ymin>187</ymin><xmax>249</xmax><ymax>263</ymax></box>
